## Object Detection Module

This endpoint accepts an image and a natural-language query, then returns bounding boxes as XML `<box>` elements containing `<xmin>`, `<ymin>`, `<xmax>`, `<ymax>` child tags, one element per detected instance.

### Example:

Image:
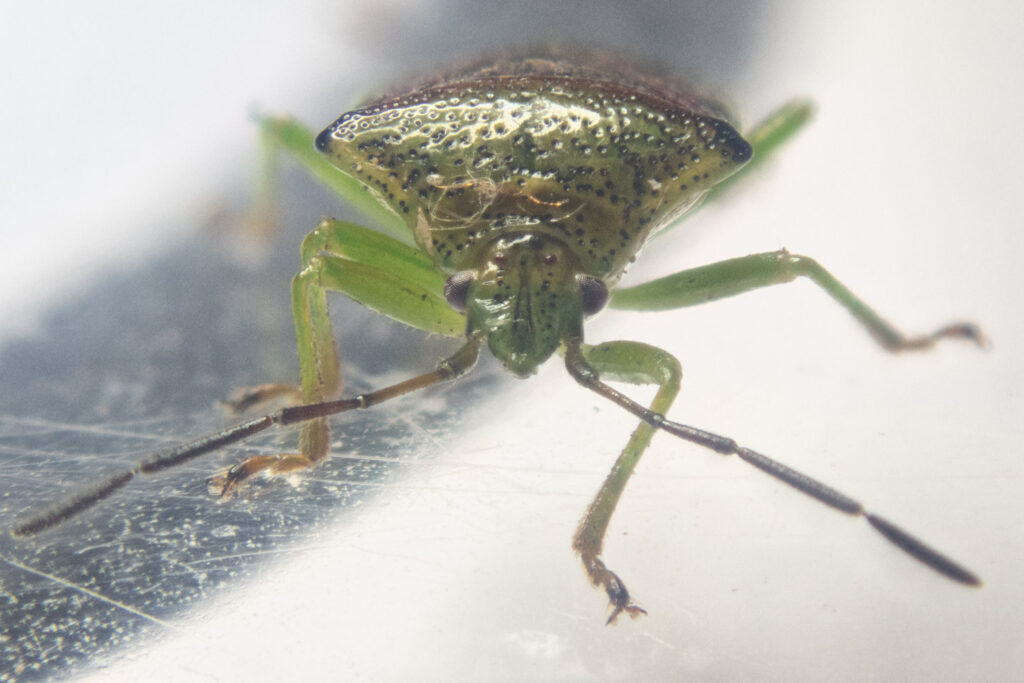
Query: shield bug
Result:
<box><xmin>12</xmin><ymin>50</ymin><xmax>984</xmax><ymax>623</ymax></box>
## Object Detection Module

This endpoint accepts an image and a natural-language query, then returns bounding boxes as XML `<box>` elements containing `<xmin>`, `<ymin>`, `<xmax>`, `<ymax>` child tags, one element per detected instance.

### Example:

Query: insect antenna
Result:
<box><xmin>563</xmin><ymin>341</ymin><xmax>981</xmax><ymax>586</ymax></box>
<box><xmin>11</xmin><ymin>416</ymin><xmax>274</xmax><ymax>536</ymax></box>
<box><xmin>11</xmin><ymin>337</ymin><xmax>482</xmax><ymax>537</ymax></box>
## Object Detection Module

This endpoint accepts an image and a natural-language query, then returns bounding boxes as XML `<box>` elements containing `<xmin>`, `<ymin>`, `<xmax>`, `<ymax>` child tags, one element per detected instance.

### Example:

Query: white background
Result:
<box><xmin>1</xmin><ymin>1</ymin><xmax>1021</xmax><ymax>682</ymax></box>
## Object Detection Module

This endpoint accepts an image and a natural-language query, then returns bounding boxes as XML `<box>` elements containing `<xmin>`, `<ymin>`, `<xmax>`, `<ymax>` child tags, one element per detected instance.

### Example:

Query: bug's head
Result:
<box><xmin>444</xmin><ymin>233</ymin><xmax>608</xmax><ymax>378</ymax></box>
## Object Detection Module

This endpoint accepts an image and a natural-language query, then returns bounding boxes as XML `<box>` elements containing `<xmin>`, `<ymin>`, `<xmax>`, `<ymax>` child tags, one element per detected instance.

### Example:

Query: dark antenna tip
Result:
<box><xmin>866</xmin><ymin>513</ymin><xmax>981</xmax><ymax>587</ymax></box>
<box><xmin>10</xmin><ymin>470</ymin><xmax>134</xmax><ymax>537</ymax></box>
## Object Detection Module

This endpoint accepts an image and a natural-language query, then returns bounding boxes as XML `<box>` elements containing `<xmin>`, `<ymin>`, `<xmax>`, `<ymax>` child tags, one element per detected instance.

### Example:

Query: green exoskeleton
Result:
<box><xmin>12</xmin><ymin>51</ymin><xmax>984</xmax><ymax>623</ymax></box>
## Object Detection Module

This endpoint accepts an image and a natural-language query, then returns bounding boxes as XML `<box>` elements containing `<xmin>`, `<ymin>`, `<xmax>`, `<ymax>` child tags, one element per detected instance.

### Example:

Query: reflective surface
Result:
<box><xmin>1</xmin><ymin>2</ymin><xmax>1022</xmax><ymax>682</ymax></box>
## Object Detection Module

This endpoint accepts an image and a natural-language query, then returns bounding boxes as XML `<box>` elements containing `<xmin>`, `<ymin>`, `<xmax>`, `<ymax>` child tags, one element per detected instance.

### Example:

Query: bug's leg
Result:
<box><xmin>210</xmin><ymin>219</ymin><xmax>463</xmax><ymax>494</ymax></box>
<box><xmin>222</xmin><ymin>227</ymin><xmax>343</xmax><ymax>414</ymax></box>
<box><xmin>569</xmin><ymin>340</ymin><xmax>682</xmax><ymax>624</ymax></box>
<box><xmin>611</xmin><ymin>250</ymin><xmax>985</xmax><ymax>351</ymax></box>
<box><xmin>564</xmin><ymin>340</ymin><xmax>981</xmax><ymax>603</ymax></box>
<box><xmin>208</xmin><ymin>238</ymin><xmax>339</xmax><ymax>492</ymax></box>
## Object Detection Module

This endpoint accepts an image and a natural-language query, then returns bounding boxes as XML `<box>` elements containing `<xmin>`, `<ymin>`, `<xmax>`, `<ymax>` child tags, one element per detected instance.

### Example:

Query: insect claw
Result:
<box><xmin>206</xmin><ymin>456</ymin><xmax>273</xmax><ymax>497</ymax></box>
<box><xmin>605</xmin><ymin>602</ymin><xmax>647</xmax><ymax>626</ymax></box>
<box><xmin>625</xmin><ymin>604</ymin><xmax>648</xmax><ymax>621</ymax></box>
<box><xmin>205</xmin><ymin>474</ymin><xmax>234</xmax><ymax>498</ymax></box>
<box><xmin>934</xmin><ymin>322</ymin><xmax>989</xmax><ymax>349</ymax></box>
<box><xmin>597</xmin><ymin>564</ymin><xmax>647</xmax><ymax>625</ymax></box>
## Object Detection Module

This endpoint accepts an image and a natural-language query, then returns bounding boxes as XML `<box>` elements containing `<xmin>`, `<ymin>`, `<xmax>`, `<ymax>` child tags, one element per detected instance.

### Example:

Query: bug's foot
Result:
<box><xmin>886</xmin><ymin>321</ymin><xmax>989</xmax><ymax>352</ymax></box>
<box><xmin>207</xmin><ymin>455</ymin><xmax>277</xmax><ymax>496</ymax></box>
<box><xmin>930</xmin><ymin>322</ymin><xmax>989</xmax><ymax>349</ymax></box>
<box><xmin>581</xmin><ymin>554</ymin><xmax>647</xmax><ymax>625</ymax></box>
<box><xmin>207</xmin><ymin>453</ymin><xmax>314</xmax><ymax>497</ymax></box>
<box><xmin>222</xmin><ymin>383</ymin><xmax>303</xmax><ymax>414</ymax></box>
<box><xmin>605</xmin><ymin>585</ymin><xmax>648</xmax><ymax>626</ymax></box>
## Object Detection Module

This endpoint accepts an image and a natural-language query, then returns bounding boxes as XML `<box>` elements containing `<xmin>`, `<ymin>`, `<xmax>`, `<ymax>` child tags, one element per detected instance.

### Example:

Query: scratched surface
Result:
<box><xmin>0</xmin><ymin>167</ymin><xmax>498</xmax><ymax>678</ymax></box>
<box><xmin>2</xmin><ymin>2</ymin><xmax>1022</xmax><ymax>683</ymax></box>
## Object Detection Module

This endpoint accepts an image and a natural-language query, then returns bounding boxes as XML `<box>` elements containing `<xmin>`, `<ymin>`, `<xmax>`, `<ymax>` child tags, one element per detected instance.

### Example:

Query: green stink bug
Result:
<box><xmin>12</xmin><ymin>50</ymin><xmax>984</xmax><ymax>623</ymax></box>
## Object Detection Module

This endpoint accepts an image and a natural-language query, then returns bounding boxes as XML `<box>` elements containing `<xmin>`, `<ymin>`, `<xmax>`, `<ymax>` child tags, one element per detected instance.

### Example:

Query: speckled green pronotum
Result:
<box><xmin>13</xmin><ymin>50</ymin><xmax>985</xmax><ymax>623</ymax></box>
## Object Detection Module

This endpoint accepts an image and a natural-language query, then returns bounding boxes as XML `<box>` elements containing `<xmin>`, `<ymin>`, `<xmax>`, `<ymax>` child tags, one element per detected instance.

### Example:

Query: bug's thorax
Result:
<box><xmin>316</xmin><ymin>63</ymin><xmax>753</xmax><ymax>281</ymax></box>
<box><xmin>459</xmin><ymin>232</ymin><xmax>588</xmax><ymax>377</ymax></box>
<box><xmin>315</xmin><ymin>53</ymin><xmax>755</xmax><ymax>376</ymax></box>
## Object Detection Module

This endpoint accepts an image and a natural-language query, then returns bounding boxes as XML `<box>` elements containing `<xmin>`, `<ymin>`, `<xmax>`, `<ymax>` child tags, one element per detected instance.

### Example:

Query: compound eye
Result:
<box><xmin>443</xmin><ymin>271</ymin><xmax>475</xmax><ymax>312</ymax></box>
<box><xmin>577</xmin><ymin>274</ymin><xmax>609</xmax><ymax>316</ymax></box>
